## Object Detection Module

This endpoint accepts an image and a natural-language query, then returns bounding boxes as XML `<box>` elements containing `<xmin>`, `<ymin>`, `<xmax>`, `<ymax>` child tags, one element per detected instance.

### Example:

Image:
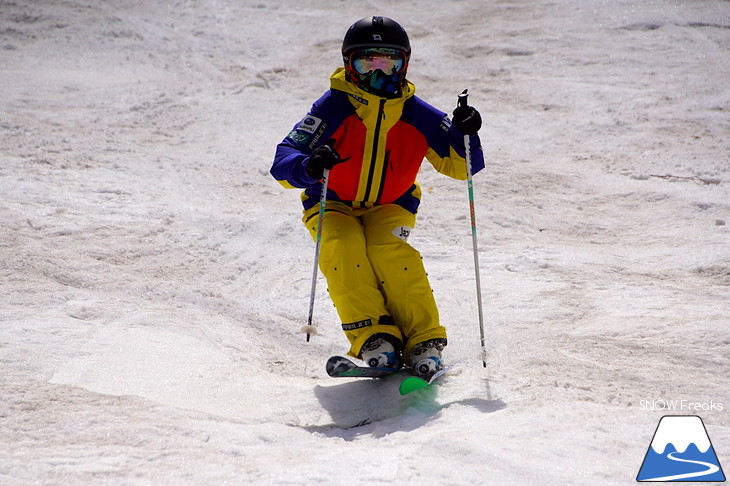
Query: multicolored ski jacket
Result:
<box><xmin>271</xmin><ymin>68</ymin><xmax>485</xmax><ymax>214</ymax></box>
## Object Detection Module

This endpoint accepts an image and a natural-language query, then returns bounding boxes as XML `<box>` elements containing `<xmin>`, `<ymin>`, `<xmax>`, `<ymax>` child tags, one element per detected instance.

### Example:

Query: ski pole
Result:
<box><xmin>458</xmin><ymin>89</ymin><xmax>488</xmax><ymax>368</ymax></box>
<box><xmin>301</xmin><ymin>168</ymin><xmax>329</xmax><ymax>342</ymax></box>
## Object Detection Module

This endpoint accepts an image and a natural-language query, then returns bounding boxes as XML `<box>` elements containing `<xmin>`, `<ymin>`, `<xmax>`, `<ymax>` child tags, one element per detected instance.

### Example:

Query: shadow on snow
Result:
<box><xmin>300</xmin><ymin>376</ymin><xmax>505</xmax><ymax>440</ymax></box>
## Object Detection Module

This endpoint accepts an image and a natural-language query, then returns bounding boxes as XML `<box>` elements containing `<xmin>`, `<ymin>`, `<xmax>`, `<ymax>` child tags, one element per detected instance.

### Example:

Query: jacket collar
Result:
<box><xmin>329</xmin><ymin>68</ymin><xmax>415</xmax><ymax>129</ymax></box>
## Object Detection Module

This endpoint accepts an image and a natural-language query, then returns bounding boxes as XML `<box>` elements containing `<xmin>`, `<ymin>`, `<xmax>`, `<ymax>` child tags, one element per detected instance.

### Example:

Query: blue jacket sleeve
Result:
<box><xmin>402</xmin><ymin>96</ymin><xmax>485</xmax><ymax>179</ymax></box>
<box><xmin>271</xmin><ymin>138</ymin><xmax>319</xmax><ymax>189</ymax></box>
<box><xmin>270</xmin><ymin>90</ymin><xmax>351</xmax><ymax>189</ymax></box>
<box><xmin>451</xmin><ymin>124</ymin><xmax>485</xmax><ymax>175</ymax></box>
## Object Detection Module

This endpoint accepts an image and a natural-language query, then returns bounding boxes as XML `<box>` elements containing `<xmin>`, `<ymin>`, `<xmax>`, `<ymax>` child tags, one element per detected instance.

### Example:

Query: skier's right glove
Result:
<box><xmin>305</xmin><ymin>140</ymin><xmax>348</xmax><ymax>180</ymax></box>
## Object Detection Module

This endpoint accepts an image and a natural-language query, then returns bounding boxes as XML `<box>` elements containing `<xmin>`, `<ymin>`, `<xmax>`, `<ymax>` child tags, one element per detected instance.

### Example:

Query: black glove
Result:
<box><xmin>452</xmin><ymin>104</ymin><xmax>482</xmax><ymax>135</ymax></box>
<box><xmin>305</xmin><ymin>139</ymin><xmax>347</xmax><ymax>180</ymax></box>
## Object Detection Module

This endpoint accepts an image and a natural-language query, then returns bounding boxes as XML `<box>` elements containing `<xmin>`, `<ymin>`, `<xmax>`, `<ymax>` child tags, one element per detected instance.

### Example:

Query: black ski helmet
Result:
<box><xmin>342</xmin><ymin>16</ymin><xmax>411</xmax><ymax>98</ymax></box>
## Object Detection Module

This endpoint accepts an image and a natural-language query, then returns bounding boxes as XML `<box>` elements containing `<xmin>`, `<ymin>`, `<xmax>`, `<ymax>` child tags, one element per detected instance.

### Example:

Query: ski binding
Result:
<box><xmin>326</xmin><ymin>355</ymin><xmax>448</xmax><ymax>395</ymax></box>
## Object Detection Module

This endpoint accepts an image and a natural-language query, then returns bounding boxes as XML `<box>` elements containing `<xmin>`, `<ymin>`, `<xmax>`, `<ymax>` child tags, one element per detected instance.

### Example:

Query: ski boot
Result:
<box><xmin>361</xmin><ymin>334</ymin><xmax>402</xmax><ymax>369</ymax></box>
<box><xmin>410</xmin><ymin>338</ymin><xmax>446</xmax><ymax>380</ymax></box>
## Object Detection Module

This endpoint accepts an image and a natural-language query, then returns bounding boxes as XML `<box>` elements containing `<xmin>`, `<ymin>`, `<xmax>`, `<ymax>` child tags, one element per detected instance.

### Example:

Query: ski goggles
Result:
<box><xmin>351</xmin><ymin>48</ymin><xmax>406</xmax><ymax>75</ymax></box>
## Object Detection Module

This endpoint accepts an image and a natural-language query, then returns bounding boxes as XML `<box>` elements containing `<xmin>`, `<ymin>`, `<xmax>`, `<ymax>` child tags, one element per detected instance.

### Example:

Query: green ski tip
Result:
<box><xmin>399</xmin><ymin>368</ymin><xmax>449</xmax><ymax>395</ymax></box>
<box><xmin>399</xmin><ymin>376</ymin><xmax>430</xmax><ymax>395</ymax></box>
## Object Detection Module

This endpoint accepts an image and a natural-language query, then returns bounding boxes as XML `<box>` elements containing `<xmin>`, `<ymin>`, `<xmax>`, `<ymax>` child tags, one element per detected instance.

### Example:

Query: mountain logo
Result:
<box><xmin>637</xmin><ymin>415</ymin><xmax>725</xmax><ymax>482</ymax></box>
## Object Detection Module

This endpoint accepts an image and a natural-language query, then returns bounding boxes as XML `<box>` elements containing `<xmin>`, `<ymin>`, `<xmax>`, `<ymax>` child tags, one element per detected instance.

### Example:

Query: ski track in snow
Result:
<box><xmin>1</xmin><ymin>1</ymin><xmax>729</xmax><ymax>484</ymax></box>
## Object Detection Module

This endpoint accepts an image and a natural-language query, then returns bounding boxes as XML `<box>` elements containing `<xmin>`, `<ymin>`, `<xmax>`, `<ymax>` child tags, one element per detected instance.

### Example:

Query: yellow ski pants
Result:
<box><xmin>303</xmin><ymin>201</ymin><xmax>447</xmax><ymax>363</ymax></box>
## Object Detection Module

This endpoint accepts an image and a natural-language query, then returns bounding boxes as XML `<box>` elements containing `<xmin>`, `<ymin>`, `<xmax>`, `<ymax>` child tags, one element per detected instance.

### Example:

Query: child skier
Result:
<box><xmin>271</xmin><ymin>16</ymin><xmax>484</xmax><ymax>379</ymax></box>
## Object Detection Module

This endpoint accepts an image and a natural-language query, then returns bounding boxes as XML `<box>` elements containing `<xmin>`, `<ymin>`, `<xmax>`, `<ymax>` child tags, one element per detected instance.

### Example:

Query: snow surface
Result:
<box><xmin>1</xmin><ymin>0</ymin><xmax>729</xmax><ymax>484</ymax></box>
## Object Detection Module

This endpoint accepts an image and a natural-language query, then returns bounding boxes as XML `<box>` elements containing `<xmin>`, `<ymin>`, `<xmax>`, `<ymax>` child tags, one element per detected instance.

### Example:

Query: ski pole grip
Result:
<box><xmin>458</xmin><ymin>89</ymin><xmax>469</xmax><ymax>109</ymax></box>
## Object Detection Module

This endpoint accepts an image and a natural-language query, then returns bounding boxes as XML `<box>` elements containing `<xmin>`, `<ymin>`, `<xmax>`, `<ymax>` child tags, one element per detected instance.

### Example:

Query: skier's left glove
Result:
<box><xmin>452</xmin><ymin>104</ymin><xmax>482</xmax><ymax>135</ymax></box>
<box><xmin>305</xmin><ymin>139</ymin><xmax>348</xmax><ymax>180</ymax></box>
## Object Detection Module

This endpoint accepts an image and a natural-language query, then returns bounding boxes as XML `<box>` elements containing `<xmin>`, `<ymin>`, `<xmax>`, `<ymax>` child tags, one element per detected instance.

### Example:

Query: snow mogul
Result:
<box><xmin>271</xmin><ymin>16</ymin><xmax>484</xmax><ymax>379</ymax></box>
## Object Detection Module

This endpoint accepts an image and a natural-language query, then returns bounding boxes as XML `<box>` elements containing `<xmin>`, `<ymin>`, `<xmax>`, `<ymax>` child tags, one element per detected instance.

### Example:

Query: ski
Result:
<box><xmin>325</xmin><ymin>355</ymin><xmax>402</xmax><ymax>378</ymax></box>
<box><xmin>399</xmin><ymin>368</ymin><xmax>449</xmax><ymax>395</ymax></box>
<box><xmin>326</xmin><ymin>355</ymin><xmax>449</xmax><ymax>395</ymax></box>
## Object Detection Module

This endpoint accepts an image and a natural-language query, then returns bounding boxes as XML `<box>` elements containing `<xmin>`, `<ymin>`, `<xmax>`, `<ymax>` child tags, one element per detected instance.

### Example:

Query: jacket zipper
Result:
<box><xmin>363</xmin><ymin>98</ymin><xmax>386</xmax><ymax>203</ymax></box>
<box><xmin>375</xmin><ymin>151</ymin><xmax>391</xmax><ymax>202</ymax></box>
